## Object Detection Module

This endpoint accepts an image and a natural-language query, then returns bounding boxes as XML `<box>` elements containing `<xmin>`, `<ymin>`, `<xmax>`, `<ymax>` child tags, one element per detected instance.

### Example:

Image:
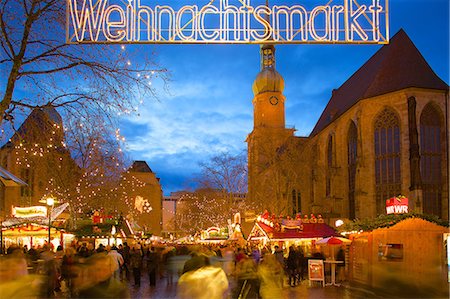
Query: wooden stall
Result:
<box><xmin>349</xmin><ymin>218</ymin><xmax>449</xmax><ymax>297</ymax></box>
<box><xmin>247</xmin><ymin>214</ymin><xmax>340</xmax><ymax>256</ymax></box>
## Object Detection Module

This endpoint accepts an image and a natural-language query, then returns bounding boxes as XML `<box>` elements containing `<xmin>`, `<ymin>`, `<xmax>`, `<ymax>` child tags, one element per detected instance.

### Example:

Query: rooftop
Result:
<box><xmin>310</xmin><ymin>29</ymin><xmax>448</xmax><ymax>136</ymax></box>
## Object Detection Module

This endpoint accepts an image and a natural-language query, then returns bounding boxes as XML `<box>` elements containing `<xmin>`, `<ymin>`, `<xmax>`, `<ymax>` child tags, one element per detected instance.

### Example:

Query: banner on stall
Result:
<box><xmin>66</xmin><ymin>0</ymin><xmax>389</xmax><ymax>44</ymax></box>
<box><xmin>12</xmin><ymin>206</ymin><xmax>48</xmax><ymax>218</ymax></box>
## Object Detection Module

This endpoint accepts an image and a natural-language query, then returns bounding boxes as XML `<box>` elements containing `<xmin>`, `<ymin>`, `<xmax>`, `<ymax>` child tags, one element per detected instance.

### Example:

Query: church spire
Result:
<box><xmin>260</xmin><ymin>0</ymin><xmax>275</xmax><ymax>71</ymax></box>
<box><xmin>260</xmin><ymin>44</ymin><xmax>276</xmax><ymax>71</ymax></box>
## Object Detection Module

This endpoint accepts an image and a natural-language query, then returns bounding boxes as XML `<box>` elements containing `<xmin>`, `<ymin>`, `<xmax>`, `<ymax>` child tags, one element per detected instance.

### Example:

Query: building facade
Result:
<box><xmin>246</xmin><ymin>44</ymin><xmax>295</xmax><ymax>214</ymax></box>
<box><xmin>118</xmin><ymin>161</ymin><xmax>163</xmax><ymax>236</ymax></box>
<box><xmin>0</xmin><ymin>107</ymin><xmax>164</xmax><ymax>235</ymax></box>
<box><xmin>0</xmin><ymin>106</ymin><xmax>79</xmax><ymax>211</ymax></box>
<box><xmin>247</xmin><ymin>29</ymin><xmax>449</xmax><ymax>222</ymax></box>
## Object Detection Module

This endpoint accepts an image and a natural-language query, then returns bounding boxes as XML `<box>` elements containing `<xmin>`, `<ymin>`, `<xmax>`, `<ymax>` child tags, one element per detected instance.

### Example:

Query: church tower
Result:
<box><xmin>246</xmin><ymin>44</ymin><xmax>295</xmax><ymax>211</ymax></box>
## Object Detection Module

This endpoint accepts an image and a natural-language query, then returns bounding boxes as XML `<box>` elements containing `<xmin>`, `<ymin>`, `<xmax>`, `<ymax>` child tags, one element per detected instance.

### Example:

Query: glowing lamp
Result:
<box><xmin>335</xmin><ymin>219</ymin><xmax>344</xmax><ymax>227</ymax></box>
<box><xmin>46</xmin><ymin>197</ymin><xmax>55</xmax><ymax>206</ymax></box>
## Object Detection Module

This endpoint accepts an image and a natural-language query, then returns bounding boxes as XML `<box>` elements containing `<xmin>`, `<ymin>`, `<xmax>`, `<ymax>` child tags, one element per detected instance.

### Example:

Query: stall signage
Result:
<box><xmin>308</xmin><ymin>259</ymin><xmax>325</xmax><ymax>286</ymax></box>
<box><xmin>386</xmin><ymin>196</ymin><xmax>408</xmax><ymax>214</ymax></box>
<box><xmin>12</xmin><ymin>206</ymin><xmax>47</xmax><ymax>218</ymax></box>
<box><xmin>281</xmin><ymin>219</ymin><xmax>302</xmax><ymax>229</ymax></box>
<box><xmin>66</xmin><ymin>0</ymin><xmax>389</xmax><ymax>44</ymax></box>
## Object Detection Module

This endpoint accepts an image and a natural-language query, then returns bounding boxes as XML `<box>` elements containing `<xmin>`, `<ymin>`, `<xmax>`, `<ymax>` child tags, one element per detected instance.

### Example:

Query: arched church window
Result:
<box><xmin>0</xmin><ymin>183</ymin><xmax>4</xmax><ymax>210</ymax></box>
<box><xmin>20</xmin><ymin>168</ymin><xmax>34</xmax><ymax>197</ymax></box>
<box><xmin>374</xmin><ymin>108</ymin><xmax>401</xmax><ymax>215</ymax></box>
<box><xmin>347</xmin><ymin>121</ymin><xmax>358</xmax><ymax>219</ymax></box>
<box><xmin>326</xmin><ymin>134</ymin><xmax>333</xmax><ymax>197</ymax></box>
<box><xmin>291</xmin><ymin>189</ymin><xmax>301</xmax><ymax>215</ymax></box>
<box><xmin>420</xmin><ymin>103</ymin><xmax>443</xmax><ymax>217</ymax></box>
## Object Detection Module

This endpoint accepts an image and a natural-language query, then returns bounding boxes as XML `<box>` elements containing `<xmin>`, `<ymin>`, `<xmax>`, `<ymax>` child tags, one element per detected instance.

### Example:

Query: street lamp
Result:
<box><xmin>40</xmin><ymin>196</ymin><xmax>56</xmax><ymax>248</ymax></box>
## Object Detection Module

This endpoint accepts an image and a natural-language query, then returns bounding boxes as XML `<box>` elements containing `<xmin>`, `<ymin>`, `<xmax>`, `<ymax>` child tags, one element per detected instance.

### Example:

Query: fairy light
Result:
<box><xmin>2</xmin><ymin>103</ymin><xmax>167</xmax><ymax>233</ymax></box>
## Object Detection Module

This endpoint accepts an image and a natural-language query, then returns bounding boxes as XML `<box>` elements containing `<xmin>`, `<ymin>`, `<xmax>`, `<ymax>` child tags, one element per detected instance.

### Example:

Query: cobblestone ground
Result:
<box><xmin>126</xmin><ymin>272</ymin><xmax>382</xmax><ymax>299</ymax></box>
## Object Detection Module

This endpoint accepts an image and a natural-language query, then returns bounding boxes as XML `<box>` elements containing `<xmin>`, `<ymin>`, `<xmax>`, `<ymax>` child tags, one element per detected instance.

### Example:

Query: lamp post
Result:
<box><xmin>47</xmin><ymin>197</ymin><xmax>54</xmax><ymax>246</ymax></box>
<box><xmin>40</xmin><ymin>196</ymin><xmax>55</xmax><ymax>248</ymax></box>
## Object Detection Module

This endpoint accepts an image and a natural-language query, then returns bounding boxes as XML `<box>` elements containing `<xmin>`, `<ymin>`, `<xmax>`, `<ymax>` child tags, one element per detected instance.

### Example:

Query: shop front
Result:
<box><xmin>349</xmin><ymin>217</ymin><xmax>449</xmax><ymax>297</ymax></box>
<box><xmin>2</xmin><ymin>223</ymin><xmax>74</xmax><ymax>250</ymax></box>
<box><xmin>247</xmin><ymin>213</ymin><xmax>340</xmax><ymax>257</ymax></box>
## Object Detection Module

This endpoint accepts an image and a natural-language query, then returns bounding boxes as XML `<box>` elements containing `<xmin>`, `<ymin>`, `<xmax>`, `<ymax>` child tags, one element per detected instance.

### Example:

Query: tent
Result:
<box><xmin>248</xmin><ymin>218</ymin><xmax>339</xmax><ymax>242</ymax></box>
<box><xmin>247</xmin><ymin>214</ymin><xmax>340</xmax><ymax>256</ymax></box>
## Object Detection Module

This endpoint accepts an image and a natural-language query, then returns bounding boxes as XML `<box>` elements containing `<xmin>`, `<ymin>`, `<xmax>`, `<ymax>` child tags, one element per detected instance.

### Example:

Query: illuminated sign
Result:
<box><xmin>386</xmin><ymin>196</ymin><xmax>408</xmax><ymax>214</ymax></box>
<box><xmin>66</xmin><ymin>0</ymin><xmax>389</xmax><ymax>44</ymax></box>
<box><xmin>12</xmin><ymin>206</ymin><xmax>47</xmax><ymax>218</ymax></box>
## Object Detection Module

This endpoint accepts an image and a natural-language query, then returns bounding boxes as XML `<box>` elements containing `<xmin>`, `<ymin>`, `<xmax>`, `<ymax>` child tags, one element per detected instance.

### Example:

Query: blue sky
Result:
<box><xmin>117</xmin><ymin>0</ymin><xmax>449</xmax><ymax>195</ymax></box>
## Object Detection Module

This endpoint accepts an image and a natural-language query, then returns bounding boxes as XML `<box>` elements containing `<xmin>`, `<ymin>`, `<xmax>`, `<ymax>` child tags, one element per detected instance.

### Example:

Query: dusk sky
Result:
<box><xmin>3</xmin><ymin>1</ymin><xmax>447</xmax><ymax>196</ymax></box>
<box><xmin>115</xmin><ymin>0</ymin><xmax>449</xmax><ymax>195</ymax></box>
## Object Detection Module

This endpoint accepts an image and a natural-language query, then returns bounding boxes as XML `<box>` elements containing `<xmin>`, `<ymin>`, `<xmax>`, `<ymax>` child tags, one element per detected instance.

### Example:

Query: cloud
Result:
<box><xmin>122</xmin><ymin>78</ymin><xmax>252</xmax><ymax>159</ymax></box>
<box><xmin>118</xmin><ymin>0</ymin><xmax>449</xmax><ymax>196</ymax></box>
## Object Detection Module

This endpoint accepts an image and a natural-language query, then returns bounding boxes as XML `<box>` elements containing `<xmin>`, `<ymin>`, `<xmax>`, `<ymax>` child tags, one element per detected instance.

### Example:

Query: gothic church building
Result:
<box><xmin>247</xmin><ymin>29</ymin><xmax>449</xmax><ymax>222</ymax></box>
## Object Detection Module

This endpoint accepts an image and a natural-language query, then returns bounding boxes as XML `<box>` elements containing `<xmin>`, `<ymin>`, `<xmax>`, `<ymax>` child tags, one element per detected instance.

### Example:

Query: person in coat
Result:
<box><xmin>129</xmin><ymin>245</ymin><xmax>143</xmax><ymax>287</ymax></box>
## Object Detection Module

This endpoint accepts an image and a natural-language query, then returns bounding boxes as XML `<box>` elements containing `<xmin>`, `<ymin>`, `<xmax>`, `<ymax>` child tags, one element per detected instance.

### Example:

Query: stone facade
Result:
<box><xmin>247</xmin><ymin>45</ymin><xmax>295</xmax><ymax>214</ymax></box>
<box><xmin>0</xmin><ymin>106</ymin><xmax>79</xmax><ymax>211</ymax></box>
<box><xmin>118</xmin><ymin>161</ymin><xmax>163</xmax><ymax>235</ymax></box>
<box><xmin>247</xmin><ymin>30</ymin><xmax>449</xmax><ymax>222</ymax></box>
<box><xmin>300</xmin><ymin>88</ymin><xmax>448</xmax><ymax>221</ymax></box>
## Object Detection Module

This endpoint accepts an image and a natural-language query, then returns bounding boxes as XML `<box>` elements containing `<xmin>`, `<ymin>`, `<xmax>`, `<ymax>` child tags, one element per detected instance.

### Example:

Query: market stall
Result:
<box><xmin>247</xmin><ymin>213</ymin><xmax>340</xmax><ymax>256</ymax></box>
<box><xmin>349</xmin><ymin>217</ymin><xmax>449</xmax><ymax>297</ymax></box>
<box><xmin>199</xmin><ymin>226</ymin><xmax>229</xmax><ymax>244</ymax></box>
<box><xmin>72</xmin><ymin>215</ymin><xmax>136</xmax><ymax>249</ymax></box>
<box><xmin>1</xmin><ymin>203</ymin><xmax>72</xmax><ymax>250</ymax></box>
<box><xmin>2</xmin><ymin>223</ymin><xmax>74</xmax><ymax>249</ymax></box>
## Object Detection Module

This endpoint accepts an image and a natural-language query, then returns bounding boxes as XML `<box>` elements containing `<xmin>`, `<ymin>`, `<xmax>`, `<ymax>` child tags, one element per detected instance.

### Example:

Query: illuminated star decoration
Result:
<box><xmin>134</xmin><ymin>195</ymin><xmax>152</xmax><ymax>213</ymax></box>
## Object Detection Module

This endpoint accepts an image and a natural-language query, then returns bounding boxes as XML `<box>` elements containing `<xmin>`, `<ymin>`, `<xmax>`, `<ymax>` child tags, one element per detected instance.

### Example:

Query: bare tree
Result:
<box><xmin>0</xmin><ymin>0</ymin><xmax>168</xmax><ymax>130</ymax></box>
<box><xmin>174</xmin><ymin>152</ymin><xmax>251</xmax><ymax>234</ymax></box>
<box><xmin>197</xmin><ymin>151</ymin><xmax>248</xmax><ymax>215</ymax></box>
<box><xmin>175</xmin><ymin>190</ymin><xmax>229</xmax><ymax>235</ymax></box>
<box><xmin>0</xmin><ymin>103</ymin><xmax>131</xmax><ymax>231</ymax></box>
<box><xmin>0</xmin><ymin>0</ymin><xmax>169</xmax><ymax>224</ymax></box>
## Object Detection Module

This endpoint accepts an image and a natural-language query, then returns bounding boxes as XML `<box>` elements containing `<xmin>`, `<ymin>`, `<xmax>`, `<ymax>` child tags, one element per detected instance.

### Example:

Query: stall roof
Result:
<box><xmin>2</xmin><ymin>223</ymin><xmax>63</xmax><ymax>236</ymax></box>
<box><xmin>0</xmin><ymin>166</ymin><xmax>27</xmax><ymax>186</ymax></box>
<box><xmin>2</xmin><ymin>203</ymin><xmax>69</xmax><ymax>227</ymax></box>
<box><xmin>73</xmin><ymin>219</ymin><xmax>134</xmax><ymax>238</ymax></box>
<box><xmin>249</xmin><ymin>221</ymin><xmax>339</xmax><ymax>241</ymax></box>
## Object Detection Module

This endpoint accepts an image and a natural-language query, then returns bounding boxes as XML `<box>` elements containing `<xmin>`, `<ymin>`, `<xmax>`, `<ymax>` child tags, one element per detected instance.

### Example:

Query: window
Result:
<box><xmin>347</xmin><ymin>121</ymin><xmax>358</xmax><ymax>219</ymax></box>
<box><xmin>420</xmin><ymin>103</ymin><xmax>443</xmax><ymax>217</ymax></box>
<box><xmin>378</xmin><ymin>244</ymin><xmax>403</xmax><ymax>261</ymax></box>
<box><xmin>291</xmin><ymin>190</ymin><xmax>301</xmax><ymax>215</ymax></box>
<box><xmin>374</xmin><ymin>108</ymin><xmax>401</xmax><ymax>215</ymax></box>
<box><xmin>20</xmin><ymin>168</ymin><xmax>34</xmax><ymax>197</ymax></box>
<box><xmin>326</xmin><ymin>134</ymin><xmax>333</xmax><ymax>197</ymax></box>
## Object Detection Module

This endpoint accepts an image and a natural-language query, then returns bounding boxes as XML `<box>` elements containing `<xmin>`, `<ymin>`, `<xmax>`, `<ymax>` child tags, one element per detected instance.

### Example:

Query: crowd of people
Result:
<box><xmin>0</xmin><ymin>240</ymin><xmax>341</xmax><ymax>298</ymax></box>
